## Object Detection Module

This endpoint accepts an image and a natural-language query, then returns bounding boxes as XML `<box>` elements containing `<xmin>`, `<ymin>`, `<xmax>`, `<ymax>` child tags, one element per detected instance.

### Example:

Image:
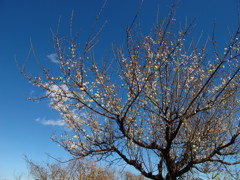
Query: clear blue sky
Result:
<box><xmin>0</xmin><ymin>0</ymin><xmax>238</xmax><ymax>179</ymax></box>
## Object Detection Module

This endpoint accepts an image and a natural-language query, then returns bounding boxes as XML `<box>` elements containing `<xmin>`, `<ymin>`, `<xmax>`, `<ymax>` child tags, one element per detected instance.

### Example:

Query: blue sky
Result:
<box><xmin>0</xmin><ymin>0</ymin><xmax>239</xmax><ymax>179</ymax></box>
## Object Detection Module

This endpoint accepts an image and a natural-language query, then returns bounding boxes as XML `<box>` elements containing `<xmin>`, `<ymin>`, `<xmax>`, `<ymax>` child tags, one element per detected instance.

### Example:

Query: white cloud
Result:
<box><xmin>48</xmin><ymin>84</ymin><xmax>73</xmax><ymax>104</ymax></box>
<box><xmin>30</xmin><ymin>90</ymin><xmax>36</xmax><ymax>95</ymax></box>
<box><xmin>47</xmin><ymin>53</ymin><xmax>59</xmax><ymax>64</ymax></box>
<box><xmin>36</xmin><ymin>118</ymin><xmax>65</xmax><ymax>126</ymax></box>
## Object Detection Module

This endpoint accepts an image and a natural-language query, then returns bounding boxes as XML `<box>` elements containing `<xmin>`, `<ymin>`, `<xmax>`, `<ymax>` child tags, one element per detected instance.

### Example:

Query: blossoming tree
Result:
<box><xmin>23</xmin><ymin>9</ymin><xmax>240</xmax><ymax>180</ymax></box>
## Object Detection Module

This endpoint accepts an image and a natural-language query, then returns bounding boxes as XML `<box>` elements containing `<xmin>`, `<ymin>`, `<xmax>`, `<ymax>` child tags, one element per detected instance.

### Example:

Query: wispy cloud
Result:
<box><xmin>36</xmin><ymin>118</ymin><xmax>65</xmax><ymax>126</ymax></box>
<box><xmin>30</xmin><ymin>90</ymin><xmax>36</xmax><ymax>95</ymax></box>
<box><xmin>47</xmin><ymin>53</ymin><xmax>59</xmax><ymax>64</ymax></box>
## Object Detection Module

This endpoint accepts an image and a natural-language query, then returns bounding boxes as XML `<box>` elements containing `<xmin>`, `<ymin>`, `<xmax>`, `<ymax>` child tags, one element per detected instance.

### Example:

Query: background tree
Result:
<box><xmin>22</xmin><ymin>5</ymin><xmax>240</xmax><ymax>180</ymax></box>
<box><xmin>25</xmin><ymin>158</ymin><xmax>115</xmax><ymax>180</ymax></box>
<box><xmin>25</xmin><ymin>157</ymin><xmax>145</xmax><ymax>180</ymax></box>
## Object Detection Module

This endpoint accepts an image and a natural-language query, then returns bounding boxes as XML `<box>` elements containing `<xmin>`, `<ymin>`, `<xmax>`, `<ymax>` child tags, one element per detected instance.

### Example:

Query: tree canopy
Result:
<box><xmin>23</xmin><ymin>5</ymin><xmax>240</xmax><ymax>180</ymax></box>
